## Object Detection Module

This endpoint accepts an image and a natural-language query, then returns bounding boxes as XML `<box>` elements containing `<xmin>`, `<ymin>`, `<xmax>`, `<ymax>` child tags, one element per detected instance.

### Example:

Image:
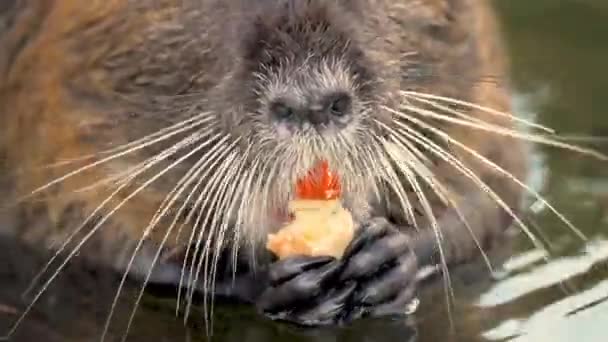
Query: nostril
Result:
<box><xmin>270</xmin><ymin>100</ymin><xmax>295</xmax><ymax>120</ymax></box>
<box><xmin>327</xmin><ymin>93</ymin><xmax>352</xmax><ymax>117</ymax></box>
<box><xmin>309</xmin><ymin>110</ymin><xmax>329</xmax><ymax>126</ymax></box>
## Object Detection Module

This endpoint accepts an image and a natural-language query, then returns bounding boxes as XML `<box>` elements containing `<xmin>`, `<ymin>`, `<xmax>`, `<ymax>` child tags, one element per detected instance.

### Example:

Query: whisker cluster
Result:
<box><xmin>3</xmin><ymin>85</ymin><xmax>606</xmax><ymax>341</ymax></box>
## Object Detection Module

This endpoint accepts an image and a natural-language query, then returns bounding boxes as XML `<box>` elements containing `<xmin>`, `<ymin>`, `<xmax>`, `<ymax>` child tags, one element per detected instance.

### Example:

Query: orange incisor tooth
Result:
<box><xmin>295</xmin><ymin>160</ymin><xmax>341</xmax><ymax>200</ymax></box>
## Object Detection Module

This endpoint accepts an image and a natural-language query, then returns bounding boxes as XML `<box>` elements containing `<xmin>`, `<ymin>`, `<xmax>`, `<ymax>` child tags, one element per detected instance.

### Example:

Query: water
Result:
<box><xmin>2</xmin><ymin>1</ymin><xmax>608</xmax><ymax>341</ymax></box>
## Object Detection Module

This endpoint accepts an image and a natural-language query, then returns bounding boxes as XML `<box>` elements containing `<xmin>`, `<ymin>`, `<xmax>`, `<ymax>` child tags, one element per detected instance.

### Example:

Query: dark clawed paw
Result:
<box><xmin>256</xmin><ymin>255</ymin><xmax>346</xmax><ymax>324</ymax></box>
<box><xmin>257</xmin><ymin>218</ymin><xmax>419</xmax><ymax>326</ymax></box>
<box><xmin>340</xmin><ymin>218</ymin><xmax>419</xmax><ymax>323</ymax></box>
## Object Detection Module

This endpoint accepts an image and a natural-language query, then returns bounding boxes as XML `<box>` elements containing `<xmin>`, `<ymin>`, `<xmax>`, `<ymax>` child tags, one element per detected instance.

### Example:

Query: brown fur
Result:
<box><xmin>0</xmin><ymin>0</ymin><xmax>526</xmax><ymax>290</ymax></box>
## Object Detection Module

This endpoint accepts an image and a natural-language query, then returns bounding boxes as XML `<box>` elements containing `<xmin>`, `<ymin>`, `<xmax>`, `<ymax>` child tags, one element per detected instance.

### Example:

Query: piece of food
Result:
<box><xmin>266</xmin><ymin>161</ymin><xmax>355</xmax><ymax>259</ymax></box>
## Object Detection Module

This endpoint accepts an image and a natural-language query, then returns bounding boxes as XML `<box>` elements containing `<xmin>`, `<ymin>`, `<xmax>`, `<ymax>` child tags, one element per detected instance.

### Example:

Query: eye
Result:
<box><xmin>270</xmin><ymin>100</ymin><xmax>295</xmax><ymax>120</ymax></box>
<box><xmin>328</xmin><ymin>93</ymin><xmax>352</xmax><ymax>117</ymax></box>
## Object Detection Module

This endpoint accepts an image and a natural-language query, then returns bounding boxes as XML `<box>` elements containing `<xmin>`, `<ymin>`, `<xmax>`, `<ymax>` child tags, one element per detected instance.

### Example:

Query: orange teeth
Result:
<box><xmin>295</xmin><ymin>160</ymin><xmax>341</xmax><ymax>200</ymax></box>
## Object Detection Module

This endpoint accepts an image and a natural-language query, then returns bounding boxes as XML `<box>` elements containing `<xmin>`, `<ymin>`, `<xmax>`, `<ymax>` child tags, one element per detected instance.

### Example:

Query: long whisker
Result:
<box><xmin>93</xmin><ymin>111</ymin><xmax>214</xmax><ymax>158</ymax></box>
<box><xmin>377</xmin><ymin>136</ymin><xmax>456</xmax><ymax>327</ymax></box>
<box><xmin>353</xmin><ymin>122</ymin><xmax>419</xmax><ymax>230</ymax></box>
<box><xmin>392</xmin><ymin>103</ymin><xmax>608</xmax><ymax>161</ymax></box>
<box><xmin>184</xmin><ymin>152</ymin><xmax>239</xmax><ymax>325</ymax></box>
<box><xmin>403</xmin><ymin>95</ymin><xmax>512</xmax><ymax>134</ymax></box>
<box><xmin>382</xmin><ymin>129</ymin><xmax>448</xmax><ymax>205</ymax></box>
<box><xmin>200</xmin><ymin>152</ymin><xmax>244</xmax><ymax>333</ymax></box>
<box><xmin>174</xmin><ymin>137</ymin><xmax>236</xmax><ymax>315</ymax></box>
<box><xmin>158</xmin><ymin>153</ymin><xmax>221</xmax><ymax>312</ymax></box>
<box><xmin>72</xmin><ymin>165</ymin><xmax>143</xmax><ymax>194</ymax></box>
<box><xmin>9</xmin><ymin>111</ymin><xmax>214</xmax><ymax>176</ymax></box>
<box><xmin>401</xmin><ymin>91</ymin><xmax>555</xmax><ymax>134</ymax></box>
<box><xmin>375</xmin><ymin>120</ymin><xmax>494</xmax><ymax>272</ymax></box>
<box><xmin>379</xmin><ymin>118</ymin><xmax>555</xmax><ymax>329</ymax></box>
<box><xmin>75</xmin><ymin>124</ymin><xmax>215</xmax><ymax>195</ymax></box>
<box><xmin>174</xmin><ymin>137</ymin><xmax>237</xmax><ymax>315</ymax></box>
<box><xmin>121</xmin><ymin>152</ymin><xmax>239</xmax><ymax>342</ymax></box>
<box><xmin>22</xmin><ymin>129</ymin><xmax>216</xmax><ymax>298</ymax></box>
<box><xmin>22</xmin><ymin>177</ymin><xmax>137</xmax><ymax>298</ymax></box>
<box><xmin>336</xmin><ymin>131</ymin><xmax>385</xmax><ymax>209</ymax></box>
<box><xmin>13</xmin><ymin>115</ymin><xmax>215</xmax><ymax>204</ymax></box>
<box><xmin>230</xmin><ymin>142</ymin><xmax>279</xmax><ymax>275</ymax></box>
<box><xmin>374</xmin><ymin>145</ymin><xmax>419</xmax><ymax>231</ymax></box>
<box><xmin>147</xmin><ymin>142</ymin><xmax>226</xmax><ymax>229</ymax></box>
<box><xmin>382</xmin><ymin>106</ymin><xmax>548</xmax><ymax>255</ymax></box>
<box><xmin>3</xmin><ymin>132</ymin><xmax>209</xmax><ymax>340</ymax></box>
<box><xmin>60</xmin><ymin>123</ymin><xmax>218</xmax><ymax>200</ymax></box>
<box><xmin>205</xmin><ymin>147</ymin><xmax>253</xmax><ymax>334</ymax></box>
<box><xmin>100</xmin><ymin>135</ymin><xmax>223</xmax><ymax>341</ymax></box>
<box><xmin>180</xmin><ymin>141</ymin><xmax>242</xmax><ymax>320</ymax></box>
<box><xmin>228</xmin><ymin>160</ymin><xmax>258</xmax><ymax>280</ymax></box>
<box><xmin>389</xmin><ymin>104</ymin><xmax>590</xmax><ymax>242</ymax></box>
<box><xmin>244</xmin><ymin>143</ymin><xmax>287</xmax><ymax>270</ymax></box>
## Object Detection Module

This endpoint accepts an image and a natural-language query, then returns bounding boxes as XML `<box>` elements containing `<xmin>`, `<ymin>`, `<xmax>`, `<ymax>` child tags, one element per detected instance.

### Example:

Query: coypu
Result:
<box><xmin>1</xmin><ymin>0</ymin><xmax>600</xmax><ymax>338</ymax></box>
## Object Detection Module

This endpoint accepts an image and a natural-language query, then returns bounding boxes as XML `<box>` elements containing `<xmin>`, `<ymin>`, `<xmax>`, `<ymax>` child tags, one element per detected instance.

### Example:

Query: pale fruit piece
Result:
<box><xmin>266</xmin><ymin>199</ymin><xmax>355</xmax><ymax>259</ymax></box>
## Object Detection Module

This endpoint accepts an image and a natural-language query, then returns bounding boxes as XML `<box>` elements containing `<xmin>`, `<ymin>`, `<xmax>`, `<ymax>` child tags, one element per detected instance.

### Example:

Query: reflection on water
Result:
<box><xmin>2</xmin><ymin>0</ymin><xmax>608</xmax><ymax>341</ymax></box>
<box><xmin>478</xmin><ymin>241</ymin><xmax>608</xmax><ymax>308</ymax></box>
<box><xmin>479</xmin><ymin>241</ymin><xmax>608</xmax><ymax>341</ymax></box>
<box><xmin>474</xmin><ymin>1</ymin><xmax>608</xmax><ymax>340</ymax></box>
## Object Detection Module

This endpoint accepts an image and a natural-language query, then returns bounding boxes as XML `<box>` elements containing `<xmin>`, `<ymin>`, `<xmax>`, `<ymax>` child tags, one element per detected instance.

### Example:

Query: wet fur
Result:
<box><xmin>0</xmin><ymin>0</ymin><xmax>533</xmax><ymax>337</ymax></box>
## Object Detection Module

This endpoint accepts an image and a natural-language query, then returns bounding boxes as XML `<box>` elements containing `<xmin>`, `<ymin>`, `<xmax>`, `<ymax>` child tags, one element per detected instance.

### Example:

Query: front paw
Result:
<box><xmin>340</xmin><ymin>217</ymin><xmax>419</xmax><ymax>322</ymax></box>
<box><xmin>256</xmin><ymin>255</ymin><xmax>356</xmax><ymax>326</ymax></box>
<box><xmin>256</xmin><ymin>218</ymin><xmax>419</xmax><ymax>326</ymax></box>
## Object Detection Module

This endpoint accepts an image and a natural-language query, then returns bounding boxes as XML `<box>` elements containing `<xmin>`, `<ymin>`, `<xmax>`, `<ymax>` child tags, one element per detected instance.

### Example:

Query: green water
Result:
<box><xmin>2</xmin><ymin>1</ymin><xmax>608</xmax><ymax>341</ymax></box>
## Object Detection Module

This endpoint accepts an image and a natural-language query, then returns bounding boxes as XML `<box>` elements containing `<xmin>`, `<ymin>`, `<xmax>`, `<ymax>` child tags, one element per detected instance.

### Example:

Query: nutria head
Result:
<box><xmin>2</xmin><ymin>0</ymin><xmax>477</xmax><ymax>246</ymax></box>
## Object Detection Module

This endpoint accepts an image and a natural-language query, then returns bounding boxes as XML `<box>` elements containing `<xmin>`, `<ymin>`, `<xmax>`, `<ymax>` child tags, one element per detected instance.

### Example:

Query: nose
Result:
<box><xmin>269</xmin><ymin>92</ymin><xmax>353</xmax><ymax>128</ymax></box>
<box><xmin>307</xmin><ymin>92</ymin><xmax>353</xmax><ymax>126</ymax></box>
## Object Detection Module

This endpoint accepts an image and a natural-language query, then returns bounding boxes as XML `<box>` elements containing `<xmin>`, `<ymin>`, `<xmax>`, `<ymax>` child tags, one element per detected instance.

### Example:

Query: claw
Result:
<box><xmin>369</xmin><ymin>282</ymin><xmax>418</xmax><ymax>317</ymax></box>
<box><xmin>340</xmin><ymin>305</ymin><xmax>369</xmax><ymax>324</ymax></box>
<box><xmin>258</xmin><ymin>258</ymin><xmax>341</xmax><ymax>312</ymax></box>
<box><xmin>342</xmin><ymin>218</ymin><xmax>390</xmax><ymax>260</ymax></box>
<box><xmin>341</xmin><ymin>228</ymin><xmax>411</xmax><ymax>282</ymax></box>
<box><xmin>293</xmin><ymin>281</ymin><xmax>357</xmax><ymax>326</ymax></box>
<box><xmin>354</xmin><ymin>255</ymin><xmax>417</xmax><ymax>305</ymax></box>
<box><xmin>268</xmin><ymin>255</ymin><xmax>335</xmax><ymax>285</ymax></box>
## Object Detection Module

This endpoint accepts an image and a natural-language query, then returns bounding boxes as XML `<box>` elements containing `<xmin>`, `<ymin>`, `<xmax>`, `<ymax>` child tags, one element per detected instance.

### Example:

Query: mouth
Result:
<box><xmin>266</xmin><ymin>159</ymin><xmax>342</xmax><ymax>230</ymax></box>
